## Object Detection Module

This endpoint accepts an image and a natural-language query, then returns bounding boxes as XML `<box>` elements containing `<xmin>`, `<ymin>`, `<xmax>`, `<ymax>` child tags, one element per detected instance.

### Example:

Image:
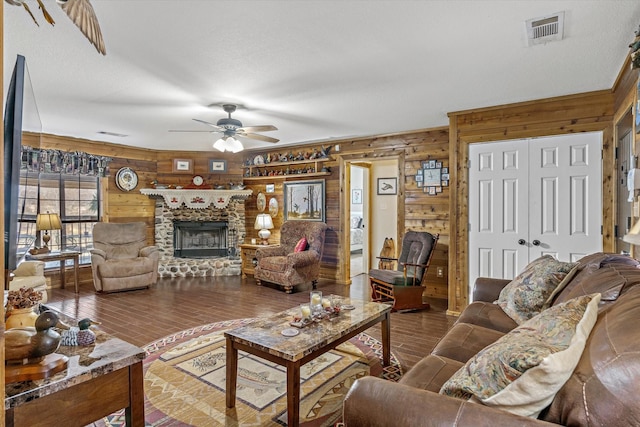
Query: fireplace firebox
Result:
<box><xmin>173</xmin><ymin>221</ymin><xmax>228</xmax><ymax>258</ymax></box>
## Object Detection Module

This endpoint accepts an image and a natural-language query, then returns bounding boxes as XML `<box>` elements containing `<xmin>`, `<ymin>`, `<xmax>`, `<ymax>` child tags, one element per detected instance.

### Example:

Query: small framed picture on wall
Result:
<box><xmin>173</xmin><ymin>158</ymin><xmax>193</xmax><ymax>174</ymax></box>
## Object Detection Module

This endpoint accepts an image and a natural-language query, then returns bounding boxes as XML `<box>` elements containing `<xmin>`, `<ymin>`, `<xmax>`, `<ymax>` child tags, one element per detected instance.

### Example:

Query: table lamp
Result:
<box><xmin>254</xmin><ymin>213</ymin><xmax>274</xmax><ymax>245</ymax></box>
<box><xmin>36</xmin><ymin>212</ymin><xmax>62</xmax><ymax>252</ymax></box>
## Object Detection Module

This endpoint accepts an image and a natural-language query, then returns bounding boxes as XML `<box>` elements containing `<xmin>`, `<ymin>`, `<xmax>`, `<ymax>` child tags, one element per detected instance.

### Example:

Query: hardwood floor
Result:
<box><xmin>44</xmin><ymin>273</ymin><xmax>457</xmax><ymax>372</ymax></box>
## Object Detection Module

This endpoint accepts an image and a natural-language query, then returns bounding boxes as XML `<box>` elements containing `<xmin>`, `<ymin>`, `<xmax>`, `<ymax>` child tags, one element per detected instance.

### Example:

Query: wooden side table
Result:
<box><xmin>26</xmin><ymin>250</ymin><xmax>81</xmax><ymax>293</ymax></box>
<box><xmin>239</xmin><ymin>243</ymin><xmax>277</xmax><ymax>278</ymax></box>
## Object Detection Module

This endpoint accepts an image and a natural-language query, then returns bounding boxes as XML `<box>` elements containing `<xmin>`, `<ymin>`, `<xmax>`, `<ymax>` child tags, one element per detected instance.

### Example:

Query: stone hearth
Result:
<box><xmin>144</xmin><ymin>190</ymin><xmax>251</xmax><ymax>278</ymax></box>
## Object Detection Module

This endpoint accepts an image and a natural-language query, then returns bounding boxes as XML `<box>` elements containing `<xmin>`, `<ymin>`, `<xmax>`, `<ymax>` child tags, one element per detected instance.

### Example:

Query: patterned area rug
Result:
<box><xmin>103</xmin><ymin>318</ymin><xmax>402</xmax><ymax>427</ymax></box>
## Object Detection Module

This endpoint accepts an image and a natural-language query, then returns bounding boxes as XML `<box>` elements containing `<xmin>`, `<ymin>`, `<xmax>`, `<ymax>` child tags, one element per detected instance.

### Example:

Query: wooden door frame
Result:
<box><xmin>338</xmin><ymin>153</ymin><xmax>405</xmax><ymax>285</ymax></box>
<box><xmin>449</xmin><ymin>104</ymin><xmax>615</xmax><ymax>316</ymax></box>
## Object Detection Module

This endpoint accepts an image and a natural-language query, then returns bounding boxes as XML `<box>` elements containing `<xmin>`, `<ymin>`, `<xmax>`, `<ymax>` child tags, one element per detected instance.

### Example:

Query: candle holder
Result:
<box><xmin>310</xmin><ymin>290</ymin><xmax>323</xmax><ymax>317</ymax></box>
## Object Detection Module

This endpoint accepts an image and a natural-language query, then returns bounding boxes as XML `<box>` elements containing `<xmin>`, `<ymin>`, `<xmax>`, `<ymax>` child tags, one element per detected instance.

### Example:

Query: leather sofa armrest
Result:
<box><xmin>286</xmin><ymin>251</ymin><xmax>318</xmax><ymax>268</ymax></box>
<box><xmin>343</xmin><ymin>377</ymin><xmax>554</xmax><ymax>427</ymax></box>
<box><xmin>139</xmin><ymin>245</ymin><xmax>159</xmax><ymax>257</ymax></box>
<box><xmin>90</xmin><ymin>248</ymin><xmax>107</xmax><ymax>260</ymax></box>
<box><xmin>13</xmin><ymin>260</ymin><xmax>45</xmax><ymax>277</ymax></box>
<box><xmin>256</xmin><ymin>246</ymin><xmax>287</xmax><ymax>260</ymax></box>
<box><xmin>473</xmin><ymin>277</ymin><xmax>511</xmax><ymax>302</ymax></box>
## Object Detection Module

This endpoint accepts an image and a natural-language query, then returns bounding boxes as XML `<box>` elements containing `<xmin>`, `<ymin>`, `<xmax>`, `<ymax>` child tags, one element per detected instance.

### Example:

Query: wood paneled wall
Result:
<box><xmin>448</xmin><ymin>90</ymin><xmax>616</xmax><ymax>316</ymax></box>
<box><xmin>243</xmin><ymin>127</ymin><xmax>451</xmax><ymax>299</ymax></box>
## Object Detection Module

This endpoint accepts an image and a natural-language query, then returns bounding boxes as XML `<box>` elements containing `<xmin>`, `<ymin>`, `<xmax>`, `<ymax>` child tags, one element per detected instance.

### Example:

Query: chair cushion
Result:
<box><xmin>259</xmin><ymin>256</ymin><xmax>288</xmax><ymax>273</ymax></box>
<box><xmin>369</xmin><ymin>269</ymin><xmax>418</xmax><ymax>286</ymax></box>
<box><xmin>440</xmin><ymin>293</ymin><xmax>600</xmax><ymax>418</ymax></box>
<box><xmin>98</xmin><ymin>257</ymin><xmax>155</xmax><ymax>278</ymax></box>
<box><xmin>496</xmin><ymin>255</ymin><xmax>578</xmax><ymax>324</ymax></box>
<box><xmin>294</xmin><ymin>237</ymin><xmax>308</xmax><ymax>252</ymax></box>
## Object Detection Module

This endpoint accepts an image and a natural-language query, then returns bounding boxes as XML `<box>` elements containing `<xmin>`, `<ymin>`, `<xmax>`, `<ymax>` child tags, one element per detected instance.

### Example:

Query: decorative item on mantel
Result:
<box><xmin>140</xmin><ymin>187</ymin><xmax>252</xmax><ymax>209</ymax></box>
<box><xmin>629</xmin><ymin>24</ymin><xmax>640</xmax><ymax>69</ymax></box>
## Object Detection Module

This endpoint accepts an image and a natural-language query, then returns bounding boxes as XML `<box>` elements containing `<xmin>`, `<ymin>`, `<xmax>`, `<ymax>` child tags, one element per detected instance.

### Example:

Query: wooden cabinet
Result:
<box><xmin>240</xmin><ymin>243</ymin><xmax>277</xmax><ymax>277</ymax></box>
<box><xmin>243</xmin><ymin>158</ymin><xmax>330</xmax><ymax>181</ymax></box>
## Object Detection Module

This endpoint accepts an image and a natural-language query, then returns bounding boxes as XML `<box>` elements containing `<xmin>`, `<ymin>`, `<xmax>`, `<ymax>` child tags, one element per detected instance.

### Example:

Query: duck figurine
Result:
<box><xmin>60</xmin><ymin>318</ymin><xmax>100</xmax><ymax>346</ymax></box>
<box><xmin>5</xmin><ymin>310</ymin><xmax>70</xmax><ymax>365</ymax></box>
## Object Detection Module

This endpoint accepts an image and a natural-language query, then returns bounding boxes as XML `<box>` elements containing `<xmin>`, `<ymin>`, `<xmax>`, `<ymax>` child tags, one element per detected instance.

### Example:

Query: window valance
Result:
<box><xmin>20</xmin><ymin>146</ymin><xmax>112</xmax><ymax>177</ymax></box>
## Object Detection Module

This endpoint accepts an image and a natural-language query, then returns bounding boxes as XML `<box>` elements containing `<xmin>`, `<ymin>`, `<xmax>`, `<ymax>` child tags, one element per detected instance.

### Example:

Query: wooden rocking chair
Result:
<box><xmin>369</xmin><ymin>231</ymin><xmax>439</xmax><ymax>311</ymax></box>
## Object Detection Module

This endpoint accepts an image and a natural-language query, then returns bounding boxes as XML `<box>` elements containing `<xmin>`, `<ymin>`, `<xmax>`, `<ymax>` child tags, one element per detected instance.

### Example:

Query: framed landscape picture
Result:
<box><xmin>209</xmin><ymin>159</ymin><xmax>227</xmax><ymax>173</ymax></box>
<box><xmin>284</xmin><ymin>180</ymin><xmax>325</xmax><ymax>222</ymax></box>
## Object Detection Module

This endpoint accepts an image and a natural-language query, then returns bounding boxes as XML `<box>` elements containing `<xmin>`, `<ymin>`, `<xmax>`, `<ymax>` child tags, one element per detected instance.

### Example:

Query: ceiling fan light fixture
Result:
<box><xmin>213</xmin><ymin>138</ymin><xmax>228</xmax><ymax>152</ymax></box>
<box><xmin>213</xmin><ymin>136</ymin><xmax>244</xmax><ymax>153</ymax></box>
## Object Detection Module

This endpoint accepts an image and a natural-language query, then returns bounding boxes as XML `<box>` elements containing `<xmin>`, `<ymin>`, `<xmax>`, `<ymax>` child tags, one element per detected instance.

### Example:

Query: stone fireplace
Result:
<box><xmin>141</xmin><ymin>188</ymin><xmax>251</xmax><ymax>278</ymax></box>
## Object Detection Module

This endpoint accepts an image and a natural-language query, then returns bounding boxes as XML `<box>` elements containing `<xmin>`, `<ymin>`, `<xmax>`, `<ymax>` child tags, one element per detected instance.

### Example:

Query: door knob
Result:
<box><xmin>532</xmin><ymin>240</ymin><xmax>541</xmax><ymax>246</ymax></box>
<box><xmin>518</xmin><ymin>239</ymin><xmax>526</xmax><ymax>245</ymax></box>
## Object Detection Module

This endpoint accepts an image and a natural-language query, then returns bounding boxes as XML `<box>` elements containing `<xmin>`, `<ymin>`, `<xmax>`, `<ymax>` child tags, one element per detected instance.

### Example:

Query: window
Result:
<box><xmin>18</xmin><ymin>171</ymin><xmax>101</xmax><ymax>265</ymax></box>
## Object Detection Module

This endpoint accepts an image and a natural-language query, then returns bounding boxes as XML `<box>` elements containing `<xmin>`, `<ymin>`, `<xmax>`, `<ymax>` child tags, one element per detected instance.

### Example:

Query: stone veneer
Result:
<box><xmin>152</xmin><ymin>199</ymin><xmax>247</xmax><ymax>278</ymax></box>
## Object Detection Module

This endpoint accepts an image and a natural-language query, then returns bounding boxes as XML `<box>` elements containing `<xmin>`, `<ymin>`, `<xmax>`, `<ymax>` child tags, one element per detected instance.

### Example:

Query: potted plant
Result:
<box><xmin>5</xmin><ymin>286</ymin><xmax>43</xmax><ymax>329</ymax></box>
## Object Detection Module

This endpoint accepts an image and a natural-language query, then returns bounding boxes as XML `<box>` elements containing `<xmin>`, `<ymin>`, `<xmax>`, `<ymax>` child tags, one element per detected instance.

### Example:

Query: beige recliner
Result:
<box><xmin>90</xmin><ymin>222</ymin><xmax>159</xmax><ymax>293</ymax></box>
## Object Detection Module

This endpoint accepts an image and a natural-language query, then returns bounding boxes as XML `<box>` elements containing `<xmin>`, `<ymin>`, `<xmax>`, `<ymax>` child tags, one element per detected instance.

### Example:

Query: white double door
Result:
<box><xmin>468</xmin><ymin>132</ymin><xmax>603</xmax><ymax>296</ymax></box>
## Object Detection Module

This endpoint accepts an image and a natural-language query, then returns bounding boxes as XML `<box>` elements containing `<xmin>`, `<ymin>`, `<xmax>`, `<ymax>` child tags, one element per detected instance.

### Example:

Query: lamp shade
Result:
<box><xmin>623</xmin><ymin>219</ymin><xmax>640</xmax><ymax>245</ymax></box>
<box><xmin>213</xmin><ymin>136</ymin><xmax>244</xmax><ymax>153</ymax></box>
<box><xmin>254</xmin><ymin>214</ymin><xmax>274</xmax><ymax>230</ymax></box>
<box><xmin>36</xmin><ymin>212</ymin><xmax>62</xmax><ymax>231</ymax></box>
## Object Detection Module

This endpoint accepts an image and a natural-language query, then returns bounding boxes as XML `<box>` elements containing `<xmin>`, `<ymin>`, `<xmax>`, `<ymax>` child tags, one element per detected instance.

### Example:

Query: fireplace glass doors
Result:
<box><xmin>173</xmin><ymin>221</ymin><xmax>229</xmax><ymax>258</ymax></box>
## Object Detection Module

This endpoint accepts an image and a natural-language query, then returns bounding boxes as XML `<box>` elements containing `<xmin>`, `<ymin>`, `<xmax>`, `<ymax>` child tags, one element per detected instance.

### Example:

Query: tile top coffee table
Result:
<box><xmin>225</xmin><ymin>297</ymin><xmax>391</xmax><ymax>427</ymax></box>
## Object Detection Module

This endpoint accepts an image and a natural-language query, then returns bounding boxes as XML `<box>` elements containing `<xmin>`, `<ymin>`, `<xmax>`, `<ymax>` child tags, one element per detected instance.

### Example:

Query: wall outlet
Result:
<box><xmin>436</xmin><ymin>267</ymin><xmax>444</xmax><ymax>278</ymax></box>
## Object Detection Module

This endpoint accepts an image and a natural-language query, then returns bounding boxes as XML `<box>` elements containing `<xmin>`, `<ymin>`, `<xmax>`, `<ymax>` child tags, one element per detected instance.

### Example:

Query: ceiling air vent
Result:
<box><xmin>525</xmin><ymin>11</ymin><xmax>564</xmax><ymax>46</ymax></box>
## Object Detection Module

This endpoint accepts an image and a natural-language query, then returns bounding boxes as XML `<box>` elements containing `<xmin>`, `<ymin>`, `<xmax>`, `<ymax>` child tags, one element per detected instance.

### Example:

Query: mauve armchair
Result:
<box><xmin>254</xmin><ymin>221</ymin><xmax>328</xmax><ymax>293</ymax></box>
<box><xmin>90</xmin><ymin>222</ymin><xmax>159</xmax><ymax>293</ymax></box>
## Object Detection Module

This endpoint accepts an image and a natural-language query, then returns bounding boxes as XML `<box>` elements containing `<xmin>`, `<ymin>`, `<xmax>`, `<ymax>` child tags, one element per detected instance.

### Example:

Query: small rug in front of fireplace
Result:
<box><xmin>101</xmin><ymin>319</ymin><xmax>402</xmax><ymax>427</ymax></box>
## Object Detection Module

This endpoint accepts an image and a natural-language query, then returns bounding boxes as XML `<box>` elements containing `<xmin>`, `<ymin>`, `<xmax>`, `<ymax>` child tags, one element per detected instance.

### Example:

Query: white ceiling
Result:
<box><xmin>4</xmin><ymin>1</ymin><xmax>640</xmax><ymax>152</ymax></box>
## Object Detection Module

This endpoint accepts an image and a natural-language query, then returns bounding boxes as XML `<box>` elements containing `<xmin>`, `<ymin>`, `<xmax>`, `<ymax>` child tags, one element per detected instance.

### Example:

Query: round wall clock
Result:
<box><xmin>115</xmin><ymin>167</ymin><xmax>138</xmax><ymax>192</ymax></box>
<box><xmin>269</xmin><ymin>197</ymin><xmax>278</xmax><ymax>217</ymax></box>
<box><xmin>256</xmin><ymin>192</ymin><xmax>266</xmax><ymax>212</ymax></box>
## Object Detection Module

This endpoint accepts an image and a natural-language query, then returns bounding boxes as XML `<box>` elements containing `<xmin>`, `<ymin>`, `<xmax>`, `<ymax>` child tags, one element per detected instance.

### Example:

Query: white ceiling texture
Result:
<box><xmin>4</xmin><ymin>1</ymin><xmax>640</xmax><ymax>152</ymax></box>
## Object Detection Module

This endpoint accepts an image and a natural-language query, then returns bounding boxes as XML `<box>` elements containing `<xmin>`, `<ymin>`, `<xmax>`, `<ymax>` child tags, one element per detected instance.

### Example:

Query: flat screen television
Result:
<box><xmin>4</xmin><ymin>55</ymin><xmax>26</xmax><ymax>272</ymax></box>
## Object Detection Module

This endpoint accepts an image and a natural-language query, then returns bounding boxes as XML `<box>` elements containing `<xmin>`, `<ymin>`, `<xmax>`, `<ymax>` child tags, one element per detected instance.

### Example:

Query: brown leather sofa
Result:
<box><xmin>344</xmin><ymin>253</ymin><xmax>640</xmax><ymax>426</ymax></box>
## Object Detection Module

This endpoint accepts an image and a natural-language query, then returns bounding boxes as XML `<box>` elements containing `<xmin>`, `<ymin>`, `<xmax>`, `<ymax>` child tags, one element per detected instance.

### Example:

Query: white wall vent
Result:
<box><xmin>525</xmin><ymin>11</ymin><xmax>564</xmax><ymax>46</ymax></box>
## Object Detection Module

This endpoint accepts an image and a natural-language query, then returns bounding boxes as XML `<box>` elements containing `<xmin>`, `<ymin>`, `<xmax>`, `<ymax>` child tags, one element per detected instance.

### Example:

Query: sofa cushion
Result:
<box><xmin>553</xmin><ymin>261</ymin><xmax>640</xmax><ymax>307</ymax></box>
<box><xmin>496</xmin><ymin>255</ymin><xmax>578</xmax><ymax>324</ymax></box>
<box><xmin>440</xmin><ymin>293</ymin><xmax>600</xmax><ymax>418</ymax></box>
<box><xmin>431</xmin><ymin>323</ymin><xmax>506</xmax><ymax>364</ymax></box>
<box><xmin>399</xmin><ymin>355</ymin><xmax>465</xmax><ymax>393</ymax></box>
<box><xmin>455</xmin><ymin>301</ymin><xmax>518</xmax><ymax>334</ymax></box>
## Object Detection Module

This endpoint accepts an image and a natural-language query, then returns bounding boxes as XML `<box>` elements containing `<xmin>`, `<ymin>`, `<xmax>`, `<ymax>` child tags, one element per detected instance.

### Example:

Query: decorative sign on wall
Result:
<box><xmin>415</xmin><ymin>160</ymin><xmax>449</xmax><ymax>195</ymax></box>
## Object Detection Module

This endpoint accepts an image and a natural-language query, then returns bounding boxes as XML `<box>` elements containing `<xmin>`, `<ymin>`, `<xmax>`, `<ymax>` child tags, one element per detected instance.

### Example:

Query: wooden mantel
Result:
<box><xmin>140</xmin><ymin>188</ymin><xmax>253</xmax><ymax>209</ymax></box>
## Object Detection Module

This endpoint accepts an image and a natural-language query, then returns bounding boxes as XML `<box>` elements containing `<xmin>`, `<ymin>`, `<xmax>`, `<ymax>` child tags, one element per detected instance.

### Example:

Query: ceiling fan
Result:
<box><xmin>170</xmin><ymin>104</ymin><xmax>279</xmax><ymax>153</ymax></box>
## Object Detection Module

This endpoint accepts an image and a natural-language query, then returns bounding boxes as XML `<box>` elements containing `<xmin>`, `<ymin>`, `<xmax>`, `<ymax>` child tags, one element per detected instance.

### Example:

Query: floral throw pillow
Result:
<box><xmin>440</xmin><ymin>293</ymin><xmax>600</xmax><ymax>418</ymax></box>
<box><xmin>496</xmin><ymin>255</ymin><xmax>578</xmax><ymax>324</ymax></box>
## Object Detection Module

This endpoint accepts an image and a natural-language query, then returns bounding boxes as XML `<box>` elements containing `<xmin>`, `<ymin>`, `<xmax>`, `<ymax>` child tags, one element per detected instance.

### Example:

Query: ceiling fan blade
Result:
<box><xmin>237</xmin><ymin>125</ymin><xmax>277</xmax><ymax>133</ymax></box>
<box><xmin>168</xmin><ymin>130</ymin><xmax>218</xmax><ymax>133</ymax></box>
<box><xmin>238</xmin><ymin>132</ymin><xmax>280</xmax><ymax>143</ymax></box>
<box><xmin>192</xmin><ymin>118</ymin><xmax>224</xmax><ymax>131</ymax></box>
